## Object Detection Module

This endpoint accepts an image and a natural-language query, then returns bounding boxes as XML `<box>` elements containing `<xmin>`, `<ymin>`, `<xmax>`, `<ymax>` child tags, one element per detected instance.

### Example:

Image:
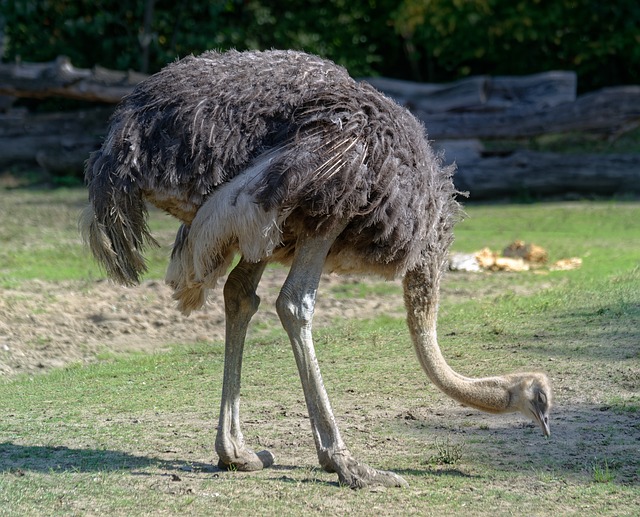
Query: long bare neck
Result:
<box><xmin>403</xmin><ymin>267</ymin><xmax>516</xmax><ymax>414</ymax></box>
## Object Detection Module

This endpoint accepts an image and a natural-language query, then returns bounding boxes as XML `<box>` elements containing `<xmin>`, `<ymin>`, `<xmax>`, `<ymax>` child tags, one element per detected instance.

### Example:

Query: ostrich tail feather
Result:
<box><xmin>80</xmin><ymin>150</ymin><xmax>157</xmax><ymax>285</ymax></box>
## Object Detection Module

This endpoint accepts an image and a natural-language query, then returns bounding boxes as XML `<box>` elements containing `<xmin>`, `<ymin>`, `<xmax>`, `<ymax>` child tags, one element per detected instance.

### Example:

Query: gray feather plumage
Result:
<box><xmin>82</xmin><ymin>49</ymin><xmax>461</xmax><ymax>306</ymax></box>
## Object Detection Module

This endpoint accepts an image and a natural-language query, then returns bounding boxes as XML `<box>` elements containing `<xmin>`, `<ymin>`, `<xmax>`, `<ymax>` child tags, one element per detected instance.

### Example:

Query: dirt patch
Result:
<box><xmin>0</xmin><ymin>270</ymin><xmax>408</xmax><ymax>376</ymax></box>
<box><xmin>0</xmin><ymin>266</ymin><xmax>552</xmax><ymax>377</ymax></box>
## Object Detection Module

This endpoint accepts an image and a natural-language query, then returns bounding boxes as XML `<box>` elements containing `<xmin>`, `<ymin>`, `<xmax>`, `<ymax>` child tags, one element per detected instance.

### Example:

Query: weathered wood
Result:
<box><xmin>452</xmin><ymin>149</ymin><xmax>640</xmax><ymax>199</ymax></box>
<box><xmin>482</xmin><ymin>71</ymin><xmax>577</xmax><ymax>111</ymax></box>
<box><xmin>365</xmin><ymin>71</ymin><xmax>577</xmax><ymax>114</ymax></box>
<box><xmin>0</xmin><ymin>56</ymin><xmax>575</xmax><ymax>115</ymax></box>
<box><xmin>433</xmin><ymin>139</ymin><xmax>484</xmax><ymax>165</ymax></box>
<box><xmin>0</xmin><ymin>57</ymin><xmax>147</xmax><ymax>104</ymax></box>
<box><xmin>0</xmin><ymin>108</ymin><xmax>112</xmax><ymax>172</ymax></box>
<box><xmin>418</xmin><ymin>86</ymin><xmax>640</xmax><ymax>139</ymax></box>
<box><xmin>362</xmin><ymin>75</ymin><xmax>489</xmax><ymax>113</ymax></box>
<box><xmin>0</xmin><ymin>58</ymin><xmax>636</xmax><ymax>139</ymax></box>
<box><xmin>0</xmin><ymin>58</ymin><xmax>637</xmax><ymax>198</ymax></box>
<box><xmin>365</xmin><ymin>72</ymin><xmax>635</xmax><ymax>139</ymax></box>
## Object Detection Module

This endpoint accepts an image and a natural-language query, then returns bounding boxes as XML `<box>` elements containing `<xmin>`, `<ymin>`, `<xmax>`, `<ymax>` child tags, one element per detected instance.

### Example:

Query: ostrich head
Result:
<box><xmin>510</xmin><ymin>373</ymin><xmax>552</xmax><ymax>437</ymax></box>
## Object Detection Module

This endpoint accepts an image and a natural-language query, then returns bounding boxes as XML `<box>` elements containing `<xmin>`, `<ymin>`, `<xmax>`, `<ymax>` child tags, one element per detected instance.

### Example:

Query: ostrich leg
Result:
<box><xmin>215</xmin><ymin>258</ymin><xmax>274</xmax><ymax>470</ymax></box>
<box><xmin>276</xmin><ymin>228</ymin><xmax>408</xmax><ymax>489</ymax></box>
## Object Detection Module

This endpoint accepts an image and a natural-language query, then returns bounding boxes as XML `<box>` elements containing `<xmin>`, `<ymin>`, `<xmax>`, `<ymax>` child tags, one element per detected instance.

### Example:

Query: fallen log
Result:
<box><xmin>419</xmin><ymin>86</ymin><xmax>640</xmax><ymax>139</ymax></box>
<box><xmin>3</xmin><ymin>106</ymin><xmax>637</xmax><ymax>202</ymax></box>
<box><xmin>1</xmin><ymin>58</ymin><xmax>637</xmax><ymax>139</ymax></box>
<box><xmin>364</xmin><ymin>71</ymin><xmax>577</xmax><ymax>114</ymax></box>
<box><xmin>480</xmin><ymin>71</ymin><xmax>577</xmax><ymax>111</ymax></box>
<box><xmin>0</xmin><ymin>108</ymin><xmax>112</xmax><ymax>173</ymax></box>
<box><xmin>0</xmin><ymin>58</ymin><xmax>637</xmax><ymax>198</ymax></box>
<box><xmin>451</xmin><ymin>148</ymin><xmax>640</xmax><ymax>199</ymax></box>
<box><xmin>2</xmin><ymin>56</ymin><xmax>577</xmax><ymax>115</ymax></box>
<box><xmin>0</xmin><ymin>56</ymin><xmax>147</xmax><ymax>104</ymax></box>
<box><xmin>362</xmin><ymin>75</ymin><xmax>490</xmax><ymax>113</ymax></box>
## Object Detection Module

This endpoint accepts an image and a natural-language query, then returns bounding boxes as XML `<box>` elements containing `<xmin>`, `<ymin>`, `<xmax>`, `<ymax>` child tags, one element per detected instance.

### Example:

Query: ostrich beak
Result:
<box><xmin>534</xmin><ymin>408</ymin><xmax>551</xmax><ymax>438</ymax></box>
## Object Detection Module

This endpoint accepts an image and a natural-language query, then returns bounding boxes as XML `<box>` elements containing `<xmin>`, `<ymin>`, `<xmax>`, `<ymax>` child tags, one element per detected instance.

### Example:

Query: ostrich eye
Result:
<box><xmin>537</xmin><ymin>392</ymin><xmax>547</xmax><ymax>405</ymax></box>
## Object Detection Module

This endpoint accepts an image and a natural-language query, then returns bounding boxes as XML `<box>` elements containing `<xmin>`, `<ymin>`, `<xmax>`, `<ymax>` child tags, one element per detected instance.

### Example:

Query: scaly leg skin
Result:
<box><xmin>215</xmin><ymin>259</ymin><xmax>274</xmax><ymax>471</ymax></box>
<box><xmin>276</xmin><ymin>226</ymin><xmax>408</xmax><ymax>489</ymax></box>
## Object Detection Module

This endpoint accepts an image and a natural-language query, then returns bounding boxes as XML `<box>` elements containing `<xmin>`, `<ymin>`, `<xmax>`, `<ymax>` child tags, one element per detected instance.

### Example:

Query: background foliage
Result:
<box><xmin>2</xmin><ymin>0</ymin><xmax>639</xmax><ymax>91</ymax></box>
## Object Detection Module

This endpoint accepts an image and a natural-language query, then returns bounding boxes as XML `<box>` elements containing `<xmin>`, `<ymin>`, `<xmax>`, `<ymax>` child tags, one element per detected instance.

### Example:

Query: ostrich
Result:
<box><xmin>81</xmin><ymin>50</ymin><xmax>552</xmax><ymax>489</ymax></box>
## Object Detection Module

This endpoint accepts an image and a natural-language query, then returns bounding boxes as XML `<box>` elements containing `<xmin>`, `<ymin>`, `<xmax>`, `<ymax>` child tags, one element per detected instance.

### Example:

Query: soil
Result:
<box><xmin>3</xmin><ymin>270</ymin><xmax>639</xmax><ymax>492</ymax></box>
<box><xmin>0</xmin><ymin>270</ymin><xmax>408</xmax><ymax>376</ymax></box>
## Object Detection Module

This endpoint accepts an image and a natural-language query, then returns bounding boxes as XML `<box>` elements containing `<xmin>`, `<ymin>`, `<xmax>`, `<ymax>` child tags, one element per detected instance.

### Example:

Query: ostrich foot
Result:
<box><xmin>217</xmin><ymin>448</ymin><xmax>275</xmax><ymax>472</ymax></box>
<box><xmin>324</xmin><ymin>450</ymin><xmax>409</xmax><ymax>489</ymax></box>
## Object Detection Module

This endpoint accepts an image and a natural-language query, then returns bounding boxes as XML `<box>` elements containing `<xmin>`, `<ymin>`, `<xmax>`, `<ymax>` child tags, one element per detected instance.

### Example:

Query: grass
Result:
<box><xmin>427</xmin><ymin>436</ymin><xmax>464</xmax><ymax>466</ymax></box>
<box><xmin>592</xmin><ymin>458</ymin><xmax>616</xmax><ymax>484</ymax></box>
<box><xmin>0</xmin><ymin>188</ymin><xmax>180</xmax><ymax>284</ymax></box>
<box><xmin>0</xmin><ymin>188</ymin><xmax>639</xmax><ymax>515</ymax></box>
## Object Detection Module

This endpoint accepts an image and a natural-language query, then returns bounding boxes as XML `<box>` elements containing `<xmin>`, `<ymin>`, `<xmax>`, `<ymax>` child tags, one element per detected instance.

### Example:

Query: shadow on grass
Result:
<box><xmin>0</xmin><ymin>443</ymin><xmax>478</xmax><ymax>488</ymax></box>
<box><xmin>395</xmin><ymin>467</ymin><xmax>478</xmax><ymax>479</ymax></box>
<box><xmin>271</xmin><ymin>472</ymin><xmax>340</xmax><ymax>488</ymax></box>
<box><xmin>0</xmin><ymin>442</ymin><xmax>218</xmax><ymax>475</ymax></box>
<box><xmin>268</xmin><ymin>466</ymin><xmax>479</xmax><ymax>488</ymax></box>
<box><xmin>392</xmin><ymin>402</ymin><xmax>640</xmax><ymax>485</ymax></box>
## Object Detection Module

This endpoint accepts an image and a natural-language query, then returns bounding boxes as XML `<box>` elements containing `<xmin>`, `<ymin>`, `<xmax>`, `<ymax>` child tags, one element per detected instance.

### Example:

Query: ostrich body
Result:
<box><xmin>81</xmin><ymin>50</ymin><xmax>552</xmax><ymax>488</ymax></box>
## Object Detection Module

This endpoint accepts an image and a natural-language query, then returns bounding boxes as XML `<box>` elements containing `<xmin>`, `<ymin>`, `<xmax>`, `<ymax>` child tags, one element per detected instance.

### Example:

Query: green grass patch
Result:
<box><xmin>0</xmin><ymin>188</ymin><xmax>180</xmax><ymax>283</ymax></box>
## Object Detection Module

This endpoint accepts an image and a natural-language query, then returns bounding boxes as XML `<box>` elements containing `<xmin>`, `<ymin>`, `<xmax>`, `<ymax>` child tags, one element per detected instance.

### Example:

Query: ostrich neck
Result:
<box><xmin>403</xmin><ymin>267</ymin><xmax>513</xmax><ymax>414</ymax></box>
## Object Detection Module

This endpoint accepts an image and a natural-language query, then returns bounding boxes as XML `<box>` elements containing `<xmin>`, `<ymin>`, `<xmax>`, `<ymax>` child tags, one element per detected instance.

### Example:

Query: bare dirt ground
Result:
<box><xmin>1</xmin><ymin>236</ymin><xmax>638</xmax><ymax>497</ymax></box>
<box><xmin>3</xmin><ymin>270</ymin><xmax>639</xmax><ymax>497</ymax></box>
<box><xmin>0</xmin><ymin>270</ymin><xmax>408</xmax><ymax>376</ymax></box>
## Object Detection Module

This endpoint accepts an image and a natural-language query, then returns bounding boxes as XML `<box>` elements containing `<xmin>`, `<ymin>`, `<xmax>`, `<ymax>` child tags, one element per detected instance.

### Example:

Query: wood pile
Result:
<box><xmin>1</xmin><ymin>57</ymin><xmax>639</xmax><ymax>198</ymax></box>
<box><xmin>368</xmin><ymin>72</ymin><xmax>640</xmax><ymax>199</ymax></box>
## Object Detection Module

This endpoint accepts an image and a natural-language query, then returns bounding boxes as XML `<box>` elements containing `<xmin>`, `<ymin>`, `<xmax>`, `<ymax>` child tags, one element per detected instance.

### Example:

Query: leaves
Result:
<box><xmin>2</xmin><ymin>0</ymin><xmax>639</xmax><ymax>91</ymax></box>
